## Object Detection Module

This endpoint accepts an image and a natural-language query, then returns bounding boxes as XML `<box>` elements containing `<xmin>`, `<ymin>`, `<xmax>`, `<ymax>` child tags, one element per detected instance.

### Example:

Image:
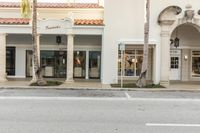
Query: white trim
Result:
<box><xmin>146</xmin><ymin>123</ymin><xmax>200</xmax><ymax>127</ymax></box>
<box><xmin>7</xmin><ymin>76</ymin><xmax>26</xmax><ymax>78</ymax></box>
<box><xmin>118</xmin><ymin>39</ymin><xmax>159</xmax><ymax>45</ymax></box>
<box><xmin>73</xmin><ymin>26</ymin><xmax>104</xmax><ymax>29</ymax></box>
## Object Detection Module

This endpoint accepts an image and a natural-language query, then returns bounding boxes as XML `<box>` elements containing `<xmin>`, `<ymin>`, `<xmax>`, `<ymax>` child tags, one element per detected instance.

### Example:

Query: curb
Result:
<box><xmin>0</xmin><ymin>86</ymin><xmax>200</xmax><ymax>92</ymax></box>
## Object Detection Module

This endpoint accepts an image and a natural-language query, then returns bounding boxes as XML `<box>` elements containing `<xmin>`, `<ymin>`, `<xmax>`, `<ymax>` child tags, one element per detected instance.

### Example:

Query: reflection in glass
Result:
<box><xmin>171</xmin><ymin>57</ymin><xmax>179</xmax><ymax>69</ymax></box>
<box><xmin>89</xmin><ymin>51</ymin><xmax>101</xmax><ymax>78</ymax></box>
<box><xmin>124</xmin><ymin>54</ymin><xmax>135</xmax><ymax>76</ymax></box>
<box><xmin>26</xmin><ymin>50</ymin><xmax>33</xmax><ymax>77</ymax></box>
<box><xmin>136</xmin><ymin>56</ymin><xmax>143</xmax><ymax>76</ymax></box>
<box><xmin>118</xmin><ymin>49</ymin><xmax>143</xmax><ymax>77</ymax></box>
<box><xmin>26</xmin><ymin>50</ymin><xmax>66</xmax><ymax>78</ymax></box>
<box><xmin>6</xmin><ymin>47</ymin><xmax>15</xmax><ymax>76</ymax></box>
<box><xmin>74</xmin><ymin>51</ymin><xmax>86</xmax><ymax>78</ymax></box>
<box><xmin>192</xmin><ymin>57</ymin><xmax>200</xmax><ymax>77</ymax></box>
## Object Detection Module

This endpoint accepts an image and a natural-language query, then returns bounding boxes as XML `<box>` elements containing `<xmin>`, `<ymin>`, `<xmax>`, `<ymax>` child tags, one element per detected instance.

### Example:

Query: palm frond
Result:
<box><xmin>21</xmin><ymin>0</ymin><xmax>31</xmax><ymax>18</ymax></box>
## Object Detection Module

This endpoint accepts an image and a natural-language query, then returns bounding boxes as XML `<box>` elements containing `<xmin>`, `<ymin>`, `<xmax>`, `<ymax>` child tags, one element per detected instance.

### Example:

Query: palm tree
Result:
<box><xmin>136</xmin><ymin>0</ymin><xmax>150</xmax><ymax>87</ymax></box>
<box><xmin>21</xmin><ymin>0</ymin><xmax>47</xmax><ymax>86</ymax></box>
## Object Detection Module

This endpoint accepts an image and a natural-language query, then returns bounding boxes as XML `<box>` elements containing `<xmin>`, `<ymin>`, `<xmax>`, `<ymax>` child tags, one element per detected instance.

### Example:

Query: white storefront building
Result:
<box><xmin>0</xmin><ymin>0</ymin><xmax>200</xmax><ymax>87</ymax></box>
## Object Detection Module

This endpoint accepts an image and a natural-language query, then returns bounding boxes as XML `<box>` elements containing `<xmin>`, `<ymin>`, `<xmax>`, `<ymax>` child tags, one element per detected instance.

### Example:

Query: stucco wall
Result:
<box><xmin>181</xmin><ymin>49</ymin><xmax>190</xmax><ymax>81</ymax></box>
<box><xmin>103</xmin><ymin>0</ymin><xmax>145</xmax><ymax>84</ymax></box>
<box><xmin>103</xmin><ymin>0</ymin><xmax>200</xmax><ymax>84</ymax></box>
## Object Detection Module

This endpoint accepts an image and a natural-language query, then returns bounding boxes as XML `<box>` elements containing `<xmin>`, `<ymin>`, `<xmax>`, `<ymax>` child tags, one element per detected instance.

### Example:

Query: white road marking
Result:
<box><xmin>0</xmin><ymin>96</ymin><xmax>200</xmax><ymax>102</ymax></box>
<box><xmin>125</xmin><ymin>92</ymin><xmax>131</xmax><ymax>99</ymax></box>
<box><xmin>0</xmin><ymin>96</ymin><xmax>128</xmax><ymax>101</ymax></box>
<box><xmin>146</xmin><ymin>123</ymin><xmax>200</xmax><ymax>127</ymax></box>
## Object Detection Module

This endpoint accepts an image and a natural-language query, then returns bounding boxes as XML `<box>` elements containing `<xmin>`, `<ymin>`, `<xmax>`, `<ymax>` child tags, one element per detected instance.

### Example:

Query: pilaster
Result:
<box><xmin>0</xmin><ymin>33</ymin><xmax>7</xmax><ymax>82</ymax></box>
<box><xmin>160</xmin><ymin>20</ymin><xmax>175</xmax><ymax>87</ymax></box>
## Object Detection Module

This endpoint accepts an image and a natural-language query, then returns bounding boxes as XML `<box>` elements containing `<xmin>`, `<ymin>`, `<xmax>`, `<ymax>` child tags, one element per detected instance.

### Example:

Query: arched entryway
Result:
<box><xmin>170</xmin><ymin>24</ymin><xmax>200</xmax><ymax>82</ymax></box>
<box><xmin>158</xmin><ymin>4</ymin><xmax>200</xmax><ymax>87</ymax></box>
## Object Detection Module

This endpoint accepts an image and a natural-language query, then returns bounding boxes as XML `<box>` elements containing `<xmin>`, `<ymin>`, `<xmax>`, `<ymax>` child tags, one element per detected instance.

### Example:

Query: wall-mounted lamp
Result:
<box><xmin>56</xmin><ymin>36</ymin><xmax>62</xmax><ymax>45</ymax></box>
<box><xmin>170</xmin><ymin>27</ymin><xmax>180</xmax><ymax>48</ymax></box>
<box><xmin>184</xmin><ymin>55</ymin><xmax>188</xmax><ymax>61</ymax></box>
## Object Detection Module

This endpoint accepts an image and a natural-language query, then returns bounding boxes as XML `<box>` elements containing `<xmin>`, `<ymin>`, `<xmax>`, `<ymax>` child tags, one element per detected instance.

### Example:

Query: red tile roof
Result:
<box><xmin>74</xmin><ymin>19</ymin><xmax>104</xmax><ymax>26</ymax></box>
<box><xmin>0</xmin><ymin>18</ymin><xmax>104</xmax><ymax>26</ymax></box>
<box><xmin>0</xmin><ymin>2</ymin><xmax>103</xmax><ymax>9</ymax></box>
<box><xmin>0</xmin><ymin>18</ymin><xmax>29</xmax><ymax>25</ymax></box>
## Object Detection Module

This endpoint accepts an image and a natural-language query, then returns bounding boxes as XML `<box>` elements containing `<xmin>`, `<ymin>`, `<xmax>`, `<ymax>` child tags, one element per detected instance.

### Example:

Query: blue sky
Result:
<box><xmin>0</xmin><ymin>0</ymin><xmax>98</xmax><ymax>3</ymax></box>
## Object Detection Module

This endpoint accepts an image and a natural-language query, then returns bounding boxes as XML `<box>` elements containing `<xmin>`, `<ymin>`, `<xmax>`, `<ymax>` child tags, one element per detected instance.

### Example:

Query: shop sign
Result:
<box><xmin>45</xmin><ymin>25</ymin><xmax>61</xmax><ymax>30</ymax></box>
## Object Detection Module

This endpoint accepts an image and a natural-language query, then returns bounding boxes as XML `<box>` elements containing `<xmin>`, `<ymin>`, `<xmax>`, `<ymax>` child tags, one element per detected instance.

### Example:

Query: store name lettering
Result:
<box><xmin>46</xmin><ymin>25</ymin><xmax>61</xmax><ymax>30</ymax></box>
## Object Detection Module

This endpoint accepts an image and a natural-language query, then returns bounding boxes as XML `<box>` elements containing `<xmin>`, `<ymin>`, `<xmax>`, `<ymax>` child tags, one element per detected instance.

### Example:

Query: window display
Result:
<box><xmin>192</xmin><ymin>51</ymin><xmax>200</xmax><ymax>77</ymax></box>
<box><xmin>74</xmin><ymin>51</ymin><xmax>86</xmax><ymax>78</ymax></box>
<box><xmin>118</xmin><ymin>47</ymin><xmax>143</xmax><ymax>77</ymax></box>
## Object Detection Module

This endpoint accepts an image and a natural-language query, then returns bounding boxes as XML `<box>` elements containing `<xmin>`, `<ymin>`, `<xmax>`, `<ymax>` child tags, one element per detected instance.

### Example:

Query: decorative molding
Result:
<box><xmin>158</xmin><ymin>6</ymin><xmax>182</xmax><ymax>24</ymax></box>
<box><xmin>160</xmin><ymin>20</ymin><xmax>175</xmax><ymax>26</ymax></box>
<box><xmin>198</xmin><ymin>10</ymin><xmax>200</xmax><ymax>15</ymax></box>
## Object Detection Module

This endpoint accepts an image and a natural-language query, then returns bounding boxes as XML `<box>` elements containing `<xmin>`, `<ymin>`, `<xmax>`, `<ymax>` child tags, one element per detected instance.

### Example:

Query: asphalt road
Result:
<box><xmin>0</xmin><ymin>89</ymin><xmax>200</xmax><ymax>133</ymax></box>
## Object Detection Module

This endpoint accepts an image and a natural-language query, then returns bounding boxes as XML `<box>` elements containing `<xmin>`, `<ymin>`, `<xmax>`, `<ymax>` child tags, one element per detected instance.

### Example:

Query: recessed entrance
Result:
<box><xmin>169</xmin><ymin>23</ymin><xmax>200</xmax><ymax>82</ymax></box>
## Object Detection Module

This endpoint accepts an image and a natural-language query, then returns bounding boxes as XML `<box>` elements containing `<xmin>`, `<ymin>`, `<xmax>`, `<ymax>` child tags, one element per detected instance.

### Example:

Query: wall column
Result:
<box><xmin>160</xmin><ymin>20</ymin><xmax>174</xmax><ymax>87</ymax></box>
<box><xmin>66</xmin><ymin>34</ymin><xmax>74</xmax><ymax>82</ymax></box>
<box><xmin>0</xmin><ymin>34</ymin><xmax>7</xmax><ymax>82</ymax></box>
<box><xmin>152</xmin><ymin>44</ymin><xmax>161</xmax><ymax>84</ymax></box>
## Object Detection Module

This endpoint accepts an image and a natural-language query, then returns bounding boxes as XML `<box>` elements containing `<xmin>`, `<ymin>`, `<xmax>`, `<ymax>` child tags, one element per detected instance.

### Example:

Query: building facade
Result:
<box><xmin>0</xmin><ymin>1</ymin><xmax>200</xmax><ymax>87</ymax></box>
<box><xmin>103</xmin><ymin>0</ymin><xmax>200</xmax><ymax>87</ymax></box>
<box><xmin>0</xmin><ymin>2</ymin><xmax>104</xmax><ymax>83</ymax></box>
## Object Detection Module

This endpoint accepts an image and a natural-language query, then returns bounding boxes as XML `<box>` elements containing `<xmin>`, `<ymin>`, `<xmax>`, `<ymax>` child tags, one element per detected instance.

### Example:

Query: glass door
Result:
<box><xmin>74</xmin><ymin>51</ymin><xmax>86</xmax><ymax>78</ymax></box>
<box><xmin>54</xmin><ymin>51</ymin><xmax>66</xmax><ymax>78</ymax></box>
<box><xmin>89</xmin><ymin>51</ymin><xmax>101</xmax><ymax>79</ymax></box>
<box><xmin>6</xmin><ymin>47</ymin><xmax>15</xmax><ymax>76</ymax></box>
<box><xmin>41</xmin><ymin>51</ymin><xmax>66</xmax><ymax>78</ymax></box>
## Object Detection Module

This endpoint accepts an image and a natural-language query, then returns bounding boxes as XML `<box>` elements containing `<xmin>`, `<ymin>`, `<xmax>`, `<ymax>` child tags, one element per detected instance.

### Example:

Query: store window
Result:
<box><xmin>26</xmin><ymin>50</ymin><xmax>66</xmax><ymax>78</ymax></box>
<box><xmin>6</xmin><ymin>47</ymin><xmax>15</xmax><ymax>76</ymax></box>
<box><xmin>118</xmin><ymin>48</ymin><xmax>143</xmax><ymax>77</ymax></box>
<box><xmin>192</xmin><ymin>51</ymin><xmax>200</xmax><ymax>77</ymax></box>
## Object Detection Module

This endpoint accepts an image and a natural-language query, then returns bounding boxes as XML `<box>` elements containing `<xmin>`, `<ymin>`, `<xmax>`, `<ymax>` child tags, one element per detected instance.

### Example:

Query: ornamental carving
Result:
<box><xmin>184</xmin><ymin>10</ymin><xmax>195</xmax><ymax>21</ymax></box>
<box><xmin>198</xmin><ymin>10</ymin><xmax>200</xmax><ymax>15</ymax></box>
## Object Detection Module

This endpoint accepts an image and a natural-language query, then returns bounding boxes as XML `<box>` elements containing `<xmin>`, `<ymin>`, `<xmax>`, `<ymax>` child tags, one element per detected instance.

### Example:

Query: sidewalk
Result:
<box><xmin>0</xmin><ymin>80</ymin><xmax>112</xmax><ymax>90</ymax></box>
<box><xmin>0</xmin><ymin>80</ymin><xmax>200</xmax><ymax>91</ymax></box>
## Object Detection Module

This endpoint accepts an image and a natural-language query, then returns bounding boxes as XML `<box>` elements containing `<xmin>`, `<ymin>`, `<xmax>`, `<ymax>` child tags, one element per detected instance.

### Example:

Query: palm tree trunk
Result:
<box><xmin>136</xmin><ymin>0</ymin><xmax>150</xmax><ymax>87</ymax></box>
<box><xmin>32</xmin><ymin>0</ymin><xmax>46</xmax><ymax>85</ymax></box>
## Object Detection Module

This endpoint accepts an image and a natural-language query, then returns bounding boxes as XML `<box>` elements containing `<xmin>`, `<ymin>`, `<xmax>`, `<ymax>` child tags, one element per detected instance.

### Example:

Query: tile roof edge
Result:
<box><xmin>0</xmin><ymin>2</ymin><xmax>104</xmax><ymax>9</ymax></box>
